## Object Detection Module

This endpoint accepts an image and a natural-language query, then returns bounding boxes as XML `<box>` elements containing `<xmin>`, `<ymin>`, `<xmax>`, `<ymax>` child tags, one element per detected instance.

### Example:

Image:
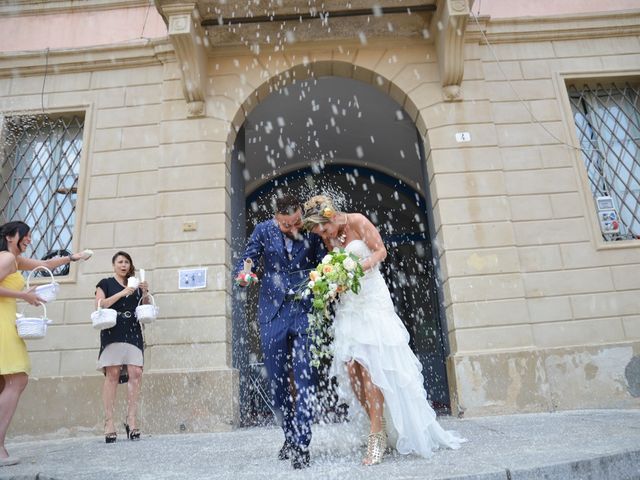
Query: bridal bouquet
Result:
<box><xmin>301</xmin><ymin>249</ymin><xmax>364</xmax><ymax>367</ymax></box>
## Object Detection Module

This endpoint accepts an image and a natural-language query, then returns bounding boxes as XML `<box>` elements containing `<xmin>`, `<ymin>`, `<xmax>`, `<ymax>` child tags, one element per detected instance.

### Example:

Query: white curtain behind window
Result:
<box><xmin>2</xmin><ymin>115</ymin><xmax>82</xmax><ymax>261</ymax></box>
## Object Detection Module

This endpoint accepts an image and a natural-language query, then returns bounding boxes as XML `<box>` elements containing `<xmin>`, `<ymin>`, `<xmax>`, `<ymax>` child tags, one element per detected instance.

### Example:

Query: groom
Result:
<box><xmin>235</xmin><ymin>194</ymin><xmax>325</xmax><ymax>469</ymax></box>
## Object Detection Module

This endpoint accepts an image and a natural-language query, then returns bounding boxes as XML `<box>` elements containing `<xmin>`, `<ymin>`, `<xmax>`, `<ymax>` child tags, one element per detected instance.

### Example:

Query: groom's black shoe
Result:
<box><xmin>290</xmin><ymin>445</ymin><xmax>310</xmax><ymax>469</ymax></box>
<box><xmin>278</xmin><ymin>440</ymin><xmax>293</xmax><ymax>460</ymax></box>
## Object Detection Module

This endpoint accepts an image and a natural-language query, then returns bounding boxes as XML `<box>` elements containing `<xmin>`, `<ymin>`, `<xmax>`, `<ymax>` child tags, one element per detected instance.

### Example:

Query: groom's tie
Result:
<box><xmin>284</xmin><ymin>236</ymin><xmax>293</xmax><ymax>260</ymax></box>
<box><xmin>283</xmin><ymin>236</ymin><xmax>296</xmax><ymax>296</ymax></box>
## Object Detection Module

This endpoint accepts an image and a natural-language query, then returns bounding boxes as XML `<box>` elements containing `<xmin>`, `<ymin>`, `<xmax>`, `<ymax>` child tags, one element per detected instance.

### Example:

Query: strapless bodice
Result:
<box><xmin>344</xmin><ymin>239</ymin><xmax>371</xmax><ymax>260</ymax></box>
<box><xmin>341</xmin><ymin>239</ymin><xmax>380</xmax><ymax>276</ymax></box>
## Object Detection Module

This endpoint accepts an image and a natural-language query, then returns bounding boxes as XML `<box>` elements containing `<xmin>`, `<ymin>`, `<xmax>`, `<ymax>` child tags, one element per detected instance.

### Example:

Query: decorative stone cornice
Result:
<box><xmin>0</xmin><ymin>39</ymin><xmax>170</xmax><ymax>79</ymax></box>
<box><xmin>0</xmin><ymin>0</ymin><xmax>150</xmax><ymax>16</ymax></box>
<box><xmin>432</xmin><ymin>0</ymin><xmax>471</xmax><ymax>102</ymax></box>
<box><xmin>198</xmin><ymin>0</ymin><xmax>437</xmax><ymax>22</ymax></box>
<box><xmin>155</xmin><ymin>1</ymin><xmax>207</xmax><ymax>117</ymax></box>
<box><xmin>467</xmin><ymin>9</ymin><xmax>640</xmax><ymax>44</ymax></box>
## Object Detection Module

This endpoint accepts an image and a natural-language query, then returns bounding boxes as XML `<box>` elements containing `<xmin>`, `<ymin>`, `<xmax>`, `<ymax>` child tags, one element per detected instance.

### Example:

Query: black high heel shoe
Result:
<box><xmin>105</xmin><ymin>419</ymin><xmax>117</xmax><ymax>443</ymax></box>
<box><xmin>124</xmin><ymin>423</ymin><xmax>141</xmax><ymax>441</ymax></box>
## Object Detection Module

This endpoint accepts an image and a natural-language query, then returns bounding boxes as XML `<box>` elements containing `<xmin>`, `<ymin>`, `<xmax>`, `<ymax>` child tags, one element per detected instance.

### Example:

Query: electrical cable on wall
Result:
<box><xmin>37</xmin><ymin>1</ymin><xmax>153</xmax><ymax>103</ymax></box>
<box><xmin>140</xmin><ymin>0</ymin><xmax>152</xmax><ymax>39</ymax></box>
<box><xmin>470</xmin><ymin>10</ymin><xmax>583</xmax><ymax>152</ymax></box>
<box><xmin>472</xmin><ymin>7</ymin><xmax>639</xmax><ymax>240</ymax></box>
<box><xmin>40</xmin><ymin>47</ymin><xmax>49</xmax><ymax>114</ymax></box>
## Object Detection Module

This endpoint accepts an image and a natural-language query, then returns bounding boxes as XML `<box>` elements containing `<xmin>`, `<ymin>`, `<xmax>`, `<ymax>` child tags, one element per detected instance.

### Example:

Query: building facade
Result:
<box><xmin>0</xmin><ymin>0</ymin><xmax>639</xmax><ymax>436</ymax></box>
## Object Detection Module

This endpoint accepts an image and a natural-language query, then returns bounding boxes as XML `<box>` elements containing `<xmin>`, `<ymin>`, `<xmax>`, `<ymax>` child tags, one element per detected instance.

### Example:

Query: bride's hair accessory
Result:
<box><xmin>322</xmin><ymin>207</ymin><xmax>335</xmax><ymax>218</ymax></box>
<box><xmin>302</xmin><ymin>195</ymin><xmax>338</xmax><ymax>230</ymax></box>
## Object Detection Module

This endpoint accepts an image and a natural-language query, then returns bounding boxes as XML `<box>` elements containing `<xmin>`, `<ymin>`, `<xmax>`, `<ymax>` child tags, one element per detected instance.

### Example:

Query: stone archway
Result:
<box><xmin>229</xmin><ymin>69</ymin><xmax>451</xmax><ymax>425</ymax></box>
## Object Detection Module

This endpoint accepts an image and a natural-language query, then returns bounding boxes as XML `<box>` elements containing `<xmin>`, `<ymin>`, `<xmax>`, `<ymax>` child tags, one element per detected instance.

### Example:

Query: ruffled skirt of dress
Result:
<box><xmin>329</xmin><ymin>269</ymin><xmax>467</xmax><ymax>458</ymax></box>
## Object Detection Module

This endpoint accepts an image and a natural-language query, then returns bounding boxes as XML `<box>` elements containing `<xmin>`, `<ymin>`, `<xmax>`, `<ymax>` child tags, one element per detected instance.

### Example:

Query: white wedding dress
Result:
<box><xmin>329</xmin><ymin>239</ymin><xmax>467</xmax><ymax>457</ymax></box>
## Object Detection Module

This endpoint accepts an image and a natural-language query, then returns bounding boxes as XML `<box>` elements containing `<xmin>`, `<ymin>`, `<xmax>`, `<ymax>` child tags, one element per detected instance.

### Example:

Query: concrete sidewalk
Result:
<box><xmin>1</xmin><ymin>409</ymin><xmax>639</xmax><ymax>479</ymax></box>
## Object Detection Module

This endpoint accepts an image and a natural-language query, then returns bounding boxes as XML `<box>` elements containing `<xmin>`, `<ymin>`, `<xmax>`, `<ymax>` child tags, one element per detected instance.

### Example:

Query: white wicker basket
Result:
<box><xmin>26</xmin><ymin>266</ymin><xmax>59</xmax><ymax>303</ymax></box>
<box><xmin>91</xmin><ymin>299</ymin><xmax>117</xmax><ymax>330</ymax></box>
<box><xmin>16</xmin><ymin>304</ymin><xmax>52</xmax><ymax>339</ymax></box>
<box><xmin>135</xmin><ymin>294</ymin><xmax>158</xmax><ymax>324</ymax></box>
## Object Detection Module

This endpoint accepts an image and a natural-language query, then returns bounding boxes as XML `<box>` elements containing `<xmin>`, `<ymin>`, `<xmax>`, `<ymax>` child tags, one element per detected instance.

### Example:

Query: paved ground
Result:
<box><xmin>1</xmin><ymin>409</ymin><xmax>639</xmax><ymax>479</ymax></box>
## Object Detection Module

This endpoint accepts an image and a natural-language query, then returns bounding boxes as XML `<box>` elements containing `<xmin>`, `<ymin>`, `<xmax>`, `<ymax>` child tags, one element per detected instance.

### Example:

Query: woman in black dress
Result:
<box><xmin>95</xmin><ymin>251</ymin><xmax>150</xmax><ymax>443</ymax></box>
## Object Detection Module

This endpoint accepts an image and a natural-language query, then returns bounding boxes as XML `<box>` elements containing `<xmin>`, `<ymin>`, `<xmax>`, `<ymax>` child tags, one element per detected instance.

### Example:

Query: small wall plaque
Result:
<box><xmin>178</xmin><ymin>268</ymin><xmax>207</xmax><ymax>290</ymax></box>
<box><xmin>455</xmin><ymin>132</ymin><xmax>471</xmax><ymax>142</ymax></box>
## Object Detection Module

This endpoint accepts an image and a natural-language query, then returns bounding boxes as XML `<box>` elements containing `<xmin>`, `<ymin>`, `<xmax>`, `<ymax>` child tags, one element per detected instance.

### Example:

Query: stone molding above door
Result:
<box><xmin>155</xmin><ymin>0</ymin><xmax>473</xmax><ymax>107</ymax></box>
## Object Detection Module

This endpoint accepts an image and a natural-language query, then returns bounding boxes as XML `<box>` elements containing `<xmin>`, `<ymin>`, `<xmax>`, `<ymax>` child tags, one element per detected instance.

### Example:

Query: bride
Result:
<box><xmin>302</xmin><ymin>195</ymin><xmax>466</xmax><ymax>465</ymax></box>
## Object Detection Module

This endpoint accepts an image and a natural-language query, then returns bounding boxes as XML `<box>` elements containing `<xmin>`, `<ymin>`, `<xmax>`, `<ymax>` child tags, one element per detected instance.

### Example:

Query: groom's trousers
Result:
<box><xmin>260</xmin><ymin>299</ymin><xmax>316</xmax><ymax>450</ymax></box>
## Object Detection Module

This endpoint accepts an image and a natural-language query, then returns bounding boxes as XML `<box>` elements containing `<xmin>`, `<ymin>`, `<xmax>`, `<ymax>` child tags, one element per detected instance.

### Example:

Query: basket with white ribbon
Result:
<box><xmin>16</xmin><ymin>304</ymin><xmax>52</xmax><ymax>339</ymax></box>
<box><xmin>135</xmin><ymin>294</ymin><xmax>158</xmax><ymax>324</ymax></box>
<box><xmin>91</xmin><ymin>299</ymin><xmax>117</xmax><ymax>330</ymax></box>
<box><xmin>26</xmin><ymin>266</ymin><xmax>59</xmax><ymax>303</ymax></box>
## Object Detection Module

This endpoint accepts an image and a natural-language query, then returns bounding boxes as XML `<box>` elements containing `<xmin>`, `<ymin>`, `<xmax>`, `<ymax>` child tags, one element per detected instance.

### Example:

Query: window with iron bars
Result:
<box><xmin>0</xmin><ymin>113</ymin><xmax>84</xmax><ymax>275</ymax></box>
<box><xmin>568</xmin><ymin>81</ymin><xmax>640</xmax><ymax>241</ymax></box>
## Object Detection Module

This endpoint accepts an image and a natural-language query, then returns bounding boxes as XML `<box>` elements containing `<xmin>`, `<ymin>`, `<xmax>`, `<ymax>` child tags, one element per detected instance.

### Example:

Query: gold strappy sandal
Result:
<box><xmin>362</xmin><ymin>431</ymin><xmax>387</xmax><ymax>466</ymax></box>
<box><xmin>381</xmin><ymin>417</ymin><xmax>393</xmax><ymax>453</ymax></box>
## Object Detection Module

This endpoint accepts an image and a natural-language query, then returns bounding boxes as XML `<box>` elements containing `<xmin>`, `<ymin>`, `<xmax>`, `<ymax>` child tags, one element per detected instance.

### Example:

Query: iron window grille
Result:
<box><xmin>0</xmin><ymin>114</ymin><xmax>84</xmax><ymax>274</ymax></box>
<box><xmin>568</xmin><ymin>81</ymin><xmax>640</xmax><ymax>241</ymax></box>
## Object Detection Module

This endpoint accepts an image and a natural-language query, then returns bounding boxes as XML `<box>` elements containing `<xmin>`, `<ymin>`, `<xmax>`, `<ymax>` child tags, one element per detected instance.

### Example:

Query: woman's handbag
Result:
<box><xmin>26</xmin><ymin>266</ymin><xmax>59</xmax><ymax>303</ymax></box>
<box><xmin>135</xmin><ymin>293</ymin><xmax>158</xmax><ymax>324</ymax></box>
<box><xmin>16</xmin><ymin>303</ymin><xmax>52</xmax><ymax>339</ymax></box>
<box><xmin>91</xmin><ymin>299</ymin><xmax>117</xmax><ymax>330</ymax></box>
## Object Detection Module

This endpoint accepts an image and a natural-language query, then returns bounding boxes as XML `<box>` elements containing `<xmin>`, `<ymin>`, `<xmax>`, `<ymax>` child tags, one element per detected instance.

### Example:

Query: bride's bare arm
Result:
<box><xmin>351</xmin><ymin>213</ymin><xmax>387</xmax><ymax>271</ymax></box>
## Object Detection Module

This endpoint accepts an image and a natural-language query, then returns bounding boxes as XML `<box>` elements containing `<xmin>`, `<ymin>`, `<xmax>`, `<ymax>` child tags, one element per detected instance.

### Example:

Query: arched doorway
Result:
<box><xmin>230</xmin><ymin>74</ymin><xmax>450</xmax><ymax>426</ymax></box>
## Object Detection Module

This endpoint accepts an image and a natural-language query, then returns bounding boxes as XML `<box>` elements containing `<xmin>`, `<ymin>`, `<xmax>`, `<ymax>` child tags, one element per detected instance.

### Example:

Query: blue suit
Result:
<box><xmin>236</xmin><ymin>219</ymin><xmax>325</xmax><ymax>449</ymax></box>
